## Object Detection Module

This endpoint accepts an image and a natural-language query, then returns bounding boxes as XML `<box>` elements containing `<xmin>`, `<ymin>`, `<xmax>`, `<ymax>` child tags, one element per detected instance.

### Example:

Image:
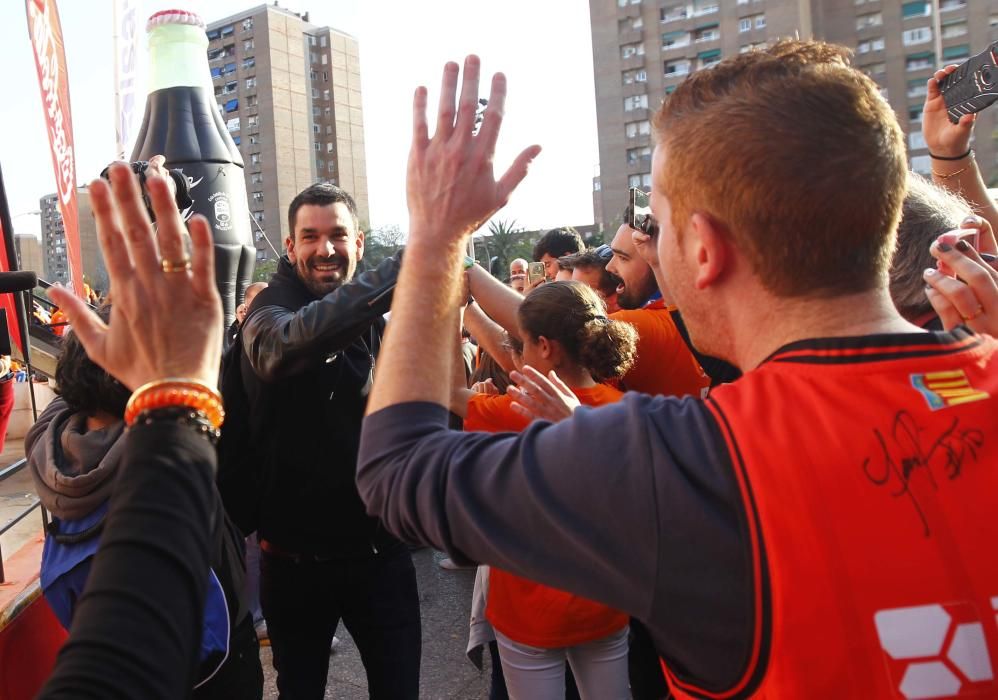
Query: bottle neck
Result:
<box><xmin>147</xmin><ymin>24</ymin><xmax>212</xmax><ymax>92</ymax></box>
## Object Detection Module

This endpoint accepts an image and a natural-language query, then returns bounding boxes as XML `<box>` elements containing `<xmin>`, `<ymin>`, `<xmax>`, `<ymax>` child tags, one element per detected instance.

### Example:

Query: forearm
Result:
<box><xmin>368</xmin><ymin>240</ymin><xmax>464</xmax><ymax>413</ymax></box>
<box><xmin>467</xmin><ymin>264</ymin><xmax>523</xmax><ymax>337</ymax></box>
<box><xmin>464</xmin><ymin>302</ymin><xmax>515</xmax><ymax>373</ymax></box>
<box><xmin>39</xmin><ymin>423</ymin><xmax>215</xmax><ymax>699</ymax></box>
<box><xmin>244</xmin><ymin>254</ymin><xmax>400</xmax><ymax>380</ymax></box>
<box><xmin>933</xmin><ymin>157</ymin><xmax>998</xmax><ymax>253</ymax></box>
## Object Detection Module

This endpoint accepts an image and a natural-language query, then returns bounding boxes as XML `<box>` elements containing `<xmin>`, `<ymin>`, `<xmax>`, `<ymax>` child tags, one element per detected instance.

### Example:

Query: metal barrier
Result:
<box><xmin>0</xmin><ymin>458</ymin><xmax>46</xmax><ymax>584</ymax></box>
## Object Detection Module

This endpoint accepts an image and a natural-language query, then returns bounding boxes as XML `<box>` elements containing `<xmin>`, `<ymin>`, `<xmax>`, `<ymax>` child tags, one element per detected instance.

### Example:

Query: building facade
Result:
<box><xmin>14</xmin><ymin>234</ymin><xmax>44</xmax><ymax>278</ymax></box>
<box><xmin>206</xmin><ymin>4</ymin><xmax>369</xmax><ymax>261</ymax></box>
<box><xmin>39</xmin><ymin>190</ymin><xmax>105</xmax><ymax>291</ymax></box>
<box><xmin>589</xmin><ymin>0</ymin><xmax>995</xmax><ymax>230</ymax></box>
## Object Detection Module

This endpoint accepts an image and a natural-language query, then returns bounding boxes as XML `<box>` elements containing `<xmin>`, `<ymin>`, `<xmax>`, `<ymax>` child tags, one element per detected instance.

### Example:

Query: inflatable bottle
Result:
<box><xmin>131</xmin><ymin>9</ymin><xmax>254</xmax><ymax>327</ymax></box>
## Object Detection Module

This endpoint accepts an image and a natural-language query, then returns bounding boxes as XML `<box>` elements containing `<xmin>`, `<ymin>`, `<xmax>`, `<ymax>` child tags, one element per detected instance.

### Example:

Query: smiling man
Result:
<box><xmin>237</xmin><ymin>183</ymin><xmax>421</xmax><ymax>699</ymax></box>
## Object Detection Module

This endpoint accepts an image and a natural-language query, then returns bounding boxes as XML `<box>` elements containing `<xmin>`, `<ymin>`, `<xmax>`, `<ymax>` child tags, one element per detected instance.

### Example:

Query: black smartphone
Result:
<box><xmin>627</xmin><ymin>187</ymin><xmax>658</xmax><ymax>237</ymax></box>
<box><xmin>938</xmin><ymin>43</ymin><xmax>998</xmax><ymax>123</ymax></box>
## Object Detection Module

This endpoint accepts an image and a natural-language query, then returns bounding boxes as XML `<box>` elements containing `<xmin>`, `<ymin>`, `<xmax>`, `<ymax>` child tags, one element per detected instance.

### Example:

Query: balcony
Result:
<box><xmin>691</xmin><ymin>4</ymin><xmax>719</xmax><ymax>18</ymax></box>
<box><xmin>621</xmin><ymin>54</ymin><xmax>647</xmax><ymax>70</ymax></box>
<box><xmin>661</xmin><ymin>9</ymin><xmax>688</xmax><ymax>23</ymax></box>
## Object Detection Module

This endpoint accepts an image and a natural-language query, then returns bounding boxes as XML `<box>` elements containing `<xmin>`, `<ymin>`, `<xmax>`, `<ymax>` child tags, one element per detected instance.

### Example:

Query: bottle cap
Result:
<box><xmin>146</xmin><ymin>10</ymin><xmax>205</xmax><ymax>33</ymax></box>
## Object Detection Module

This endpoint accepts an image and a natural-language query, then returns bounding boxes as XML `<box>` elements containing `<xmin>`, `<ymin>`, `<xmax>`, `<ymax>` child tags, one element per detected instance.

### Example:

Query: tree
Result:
<box><xmin>363</xmin><ymin>225</ymin><xmax>406</xmax><ymax>269</ymax></box>
<box><xmin>478</xmin><ymin>219</ymin><xmax>524</xmax><ymax>279</ymax></box>
<box><xmin>253</xmin><ymin>258</ymin><xmax>278</xmax><ymax>283</ymax></box>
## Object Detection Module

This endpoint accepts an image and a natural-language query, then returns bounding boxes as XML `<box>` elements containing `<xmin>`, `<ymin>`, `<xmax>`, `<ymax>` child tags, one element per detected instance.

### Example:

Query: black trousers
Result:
<box><xmin>260</xmin><ymin>542</ymin><xmax>421</xmax><ymax>700</ymax></box>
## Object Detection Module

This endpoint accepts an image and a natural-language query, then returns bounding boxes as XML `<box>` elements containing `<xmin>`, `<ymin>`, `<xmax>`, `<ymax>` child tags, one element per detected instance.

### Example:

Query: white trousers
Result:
<box><xmin>494</xmin><ymin>626</ymin><xmax>630</xmax><ymax>700</ymax></box>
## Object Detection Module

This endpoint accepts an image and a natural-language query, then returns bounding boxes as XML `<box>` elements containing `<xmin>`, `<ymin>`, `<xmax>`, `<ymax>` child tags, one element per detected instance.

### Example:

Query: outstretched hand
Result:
<box><xmin>924</xmin><ymin>231</ymin><xmax>998</xmax><ymax>336</ymax></box>
<box><xmin>508</xmin><ymin>366</ymin><xmax>580</xmax><ymax>423</ymax></box>
<box><xmin>406</xmin><ymin>56</ymin><xmax>541</xmax><ymax>249</ymax></box>
<box><xmin>49</xmin><ymin>163</ymin><xmax>223</xmax><ymax>391</ymax></box>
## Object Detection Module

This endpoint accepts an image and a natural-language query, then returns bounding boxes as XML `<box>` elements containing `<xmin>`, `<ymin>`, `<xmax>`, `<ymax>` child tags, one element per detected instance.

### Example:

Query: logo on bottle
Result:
<box><xmin>209</xmin><ymin>191</ymin><xmax>232</xmax><ymax>231</ymax></box>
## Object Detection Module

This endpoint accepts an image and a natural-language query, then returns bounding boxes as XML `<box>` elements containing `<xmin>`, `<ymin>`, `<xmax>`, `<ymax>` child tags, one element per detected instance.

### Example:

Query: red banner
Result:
<box><xmin>26</xmin><ymin>0</ymin><xmax>83</xmax><ymax>297</ymax></box>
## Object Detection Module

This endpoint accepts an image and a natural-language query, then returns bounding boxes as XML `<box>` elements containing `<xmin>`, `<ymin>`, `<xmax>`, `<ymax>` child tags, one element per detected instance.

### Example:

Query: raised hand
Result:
<box><xmin>924</xmin><ymin>233</ymin><xmax>998</xmax><ymax>336</ymax></box>
<box><xmin>923</xmin><ymin>65</ymin><xmax>975</xmax><ymax>158</ymax></box>
<box><xmin>407</xmin><ymin>56</ymin><xmax>541</xmax><ymax>248</ymax></box>
<box><xmin>49</xmin><ymin>162</ymin><xmax>223</xmax><ymax>390</ymax></box>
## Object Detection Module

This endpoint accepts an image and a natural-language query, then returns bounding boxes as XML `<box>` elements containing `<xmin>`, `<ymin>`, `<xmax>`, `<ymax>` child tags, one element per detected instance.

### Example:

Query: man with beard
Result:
<box><xmin>239</xmin><ymin>183</ymin><xmax>420</xmax><ymax>699</ymax></box>
<box><xmin>605</xmin><ymin>222</ymin><xmax>709</xmax><ymax>397</ymax></box>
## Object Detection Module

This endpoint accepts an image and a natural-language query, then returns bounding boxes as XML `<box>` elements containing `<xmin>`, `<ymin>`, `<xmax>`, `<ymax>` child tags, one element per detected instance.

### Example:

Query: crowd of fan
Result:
<box><xmin>24</xmin><ymin>39</ymin><xmax>998</xmax><ymax>700</ymax></box>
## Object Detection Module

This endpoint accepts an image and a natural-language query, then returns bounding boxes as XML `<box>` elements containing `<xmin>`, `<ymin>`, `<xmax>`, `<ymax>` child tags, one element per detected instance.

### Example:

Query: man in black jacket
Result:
<box><xmin>238</xmin><ymin>184</ymin><xmax>420</xmax><ymax>699</ymax></box>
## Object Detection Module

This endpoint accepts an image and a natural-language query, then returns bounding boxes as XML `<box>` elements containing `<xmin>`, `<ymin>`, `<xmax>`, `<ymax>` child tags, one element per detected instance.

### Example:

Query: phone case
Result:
<box><xmin>938</xmin><ymin>43</ymin><xmax>998</xmax><ymax>124</ymax></box>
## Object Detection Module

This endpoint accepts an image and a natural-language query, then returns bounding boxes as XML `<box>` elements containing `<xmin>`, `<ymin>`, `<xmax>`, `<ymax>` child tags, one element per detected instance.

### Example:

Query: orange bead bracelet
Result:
<box><xmin>124</xmin><ymin>378</ymin><xmax>225</xmax><ymax>430</ymax></box>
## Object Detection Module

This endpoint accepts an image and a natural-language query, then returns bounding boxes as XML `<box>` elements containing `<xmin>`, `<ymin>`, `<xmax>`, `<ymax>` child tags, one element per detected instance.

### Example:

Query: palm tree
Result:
<box><xmin>481</xmin><ymin>219</ymin><xmax>523</xmax><ymax>279</ymax></box>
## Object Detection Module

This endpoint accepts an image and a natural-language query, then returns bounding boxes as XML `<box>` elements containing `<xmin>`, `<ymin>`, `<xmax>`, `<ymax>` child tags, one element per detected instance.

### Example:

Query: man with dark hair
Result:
<box><xmin>532</xmin><ymin>227</ymin><xmax>584</xmax><ymax>280</ymax></box>
<box><xmin>236</xmin><ymin>182</ymin><xmax>421</xmax><ymax>699</ymax></box>
<box><xmin>356</xmin><ymin>46</ymin><xmax>998</xmax><ymax>698</ymax></box>
<box><xmin>561</xmin><ymin>246</ymin><xmax>620</xmax><ymax>313</ymax></box>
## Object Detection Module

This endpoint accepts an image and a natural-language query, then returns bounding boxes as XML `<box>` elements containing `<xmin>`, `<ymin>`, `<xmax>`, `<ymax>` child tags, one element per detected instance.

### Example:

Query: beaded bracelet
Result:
<box><xmin>125</xmin><ymin>378</ymin><xmax>224</xmax><ymax>430</ymax></box>
<box><xmin>133</xmin><ymin>406</ymin><xmax>221</xmax><ymax>445</ymax></box>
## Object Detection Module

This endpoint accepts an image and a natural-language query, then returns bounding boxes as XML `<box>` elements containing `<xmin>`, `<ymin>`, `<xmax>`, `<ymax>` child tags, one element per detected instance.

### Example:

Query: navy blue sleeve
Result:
<box><xmin>356</xmin><ymin>393</ymin><xmax>756</xmax><ymax>688</ymax></box>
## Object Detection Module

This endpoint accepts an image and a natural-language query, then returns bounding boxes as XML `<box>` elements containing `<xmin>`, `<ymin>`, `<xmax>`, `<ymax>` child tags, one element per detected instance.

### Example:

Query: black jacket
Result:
<box><xmin>238</xmin><ymin>254</ymin><xmax>401</xmax><ymax>556</ymax></box>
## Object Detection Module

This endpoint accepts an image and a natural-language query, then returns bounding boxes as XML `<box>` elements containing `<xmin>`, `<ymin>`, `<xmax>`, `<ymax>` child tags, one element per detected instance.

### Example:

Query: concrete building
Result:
<box><xmin>206</xmin><ymin>3</ymin><xmax>369</xmax><ymax>261</ymax></box>
<box><xmin>39</xmin><ymin>190</ymin><xmax>105</xmax><ymax>291</ymax></box>
<box><xmin>589</xmin><ymin>0</ymin><xmax>992</xmax><ymax>230</ymax></box>
<box><xmin>14</xmin><ymin>234</ymin><xmax>44</xmax><ymax>278</ymax></box>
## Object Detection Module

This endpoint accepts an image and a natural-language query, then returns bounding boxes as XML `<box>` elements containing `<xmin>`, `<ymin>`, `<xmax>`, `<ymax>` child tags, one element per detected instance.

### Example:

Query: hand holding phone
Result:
<box><xmin>627</xmin><ymin>187</ymin><xmax>658</xmax><ymax>237</ymax></box>
<box><xmin>527</xmin><ymin>262</ymin><xmax>545</xmax><ymax>286</ymax></box>
<box><xmin>938</xmin><ymin>43</ymin><xmax>998</xmax><ymax>123</ymax></box>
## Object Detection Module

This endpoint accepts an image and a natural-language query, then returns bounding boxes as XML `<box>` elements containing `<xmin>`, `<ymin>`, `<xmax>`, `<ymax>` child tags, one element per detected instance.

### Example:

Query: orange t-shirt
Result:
<box><xmin>467</xmin><ymin>384</ymin><xmax>630</xmax><ymax>648</ymax></box>
<box><xmin>611</xmin><ymin>299</ymin><xmax>709</xmax><ymax>398</ymax></box>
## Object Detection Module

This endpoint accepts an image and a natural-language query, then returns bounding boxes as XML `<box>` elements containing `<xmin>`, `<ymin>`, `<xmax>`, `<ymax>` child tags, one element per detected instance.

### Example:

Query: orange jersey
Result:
<box><xmin>663</xmin><ymin>330</ymin><xmax>998</xmax><ymax>699</ymax></box>
<box><xmin>611</xmin><ymin>300</ymin><xmax>709</xmax><ymax>398</ymax></box>
<box><xmin>467</xmin><ymin>383</ymin><xmax>630</xmax><ymax>647</ymax></box>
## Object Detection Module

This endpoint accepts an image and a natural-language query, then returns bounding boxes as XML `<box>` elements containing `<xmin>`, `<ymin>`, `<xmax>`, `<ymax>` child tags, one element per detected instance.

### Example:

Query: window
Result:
<box><xmin>698</xmin><ymin>48</ymin><xmax>722</xmax><ymax>68</ymax></box>
<box><xmin>692</xmin><ymin>1</ymin><xmax>718</xmax><ymax>16</ymax></box>
<box><xmin>309</xmin><ymin>36</ymin><xmax>317</xmax><ymax>46</ymax></box>
<box><xmin>738</xmin><ymin>0</ymin><xmax>749</xmax><ymax>5</ymax></box>
<box><xmin>310</xmin><ymin>70</ymin><xmax>318</xmax><ymax>81</ymax></box>
<box><xmin>313</xmin><ymin>142</ymin><xmax>320</xmax><ymax>151</ymax></box>
<box><xmin>249</xmin><ymin>134</ymin><xmax>260</xmax><ymax>145</ymax></box>
<box><xmin>311</xmin><ymin>52</ymin><xmax>319</xmax><ymax>63</ymax></box>
<box><xmin>906</xmin><ymin>52</ymin><xmax>934</xmax><ymax>71</ymax></box>
<box><xmin>628</xmin><ymin>173</ymin><xmax>653</xmax><ymax>188</ymax></box>
<box><xmin>323</xmin><ymin>89</ymin><xmax>331</xmax><ymax>101</ymax></box>
<box><xmin>211</xmin><ymin>66</ymin><xmax>222</xmax><ymax>78</ymax></box>
<box><xmin>942</xmin><ymin>21</ymin><xmax>967</xmax><ymax>38</ymax></box>
<box><xmin>857</xmin><ymin>12</ymin><xmax>883</xmax><ymax>30</ymax></box>
<box><xmin>902</xmin><ymin>27</ymin><xmax>932</xmax><ymax>46</ymax></box>
<box><xmin>223</xmin><ymin>62</ymin><xmax>236</xmax><ymax>75</ymax></box>
<box><xmin>660</xmin><ymin>4</ymin><xmax>687</xmax><ymax>22</ymax></box>
<box><xmin>939</xmin><ymin>0</ymin><xmax>966</xmax><ymax>10</ymax></box>
<box><xmin>662</xmin><ymin>31</ymin><xmax>689</xmax><ymax>49</ymax></box>
<box><xmin>909</xmin><ymin>131</ymin><xmax>927</xmax><ymax>151</ymax></box>
<box><xmin>321</xmin><ymin>54</ymin><xmax>328</xmax><ymax>65</ymax></box>
<box><xmin>755</xmin><ymin>15</ymin><xmax>766</xmax><ymax>29</ymax></box>
<box><xmin>327</xmin><ymin>142</ymin><xmax>334</xmax><ymax>153</ymax></box>
<box><xmin>624</xmin><ymin>94</ymin><xmax>649</xmax><ymax>111</ymax></box>
<box><xmin>619</xmin><ymin>17</ymin><xmax>643</xmax><ymax>33</ymax></box>
<box><xmin>233</xmin><ymin>135</ymin><xmax>241</xmax><ymax>145</ymax></box>
<box><xmin>320</xmin><ymin>36</ymin><xmax>328</xmax><ymax>47</ymax></box>
<box><xmin>694</xmin><ymin>25</ymin><xmax>719</xmax><ymax>42</ymax></box>
<box><xmin>248</xmin><ymin>115</ymin><xmax>259</xmax><ymax>128</ymax></box>
<box><xmin>312</xmin><ymin>88</ymin><xmax>319</xmax><ymax>98</ymax></box>
<box><xmin>902</xmin><ymin>1</ymin><xmax>931</xmax><ymax>18</ymax></box>
<box><xmin>224</xmin><ymin>98</ymin><xmax>239</xmax><ymax>112</ymax></box>
<box><xmin>739</xmin><ymin>18</ymin><xmax>751</xmax><ymax>32</ymax></box>
<box><xmin>252</xmin><ymin>191</ymin><xmax>263</xmax><ymax>203</ymax></box>
<box><xmin>208</xmin><ymin>46</ymin><xmax>231</xmax><ymax>61</ymax></box>
<box><xmin>324</xmin><ymin>107</ymin><xmax>332</xmax><ymax>118</ymax></box>
<box><xmin>907</xmin><ymin>78</ymin><xmax>928</xmax><ymax>98</ymax></box>
<box><xmin>857</xmin><ymin>38</ymin><xmax>885</xmax><ymax>54</ymax></box>
<box><xmin>323</xmin><ymin>71</ymin><xmax>329</xmax><ymax>81</ymax></box>
<box><xmin>207</xmin><ymin>29</ymin><xmax>221</xmax><ymax>40</ymax></box>
<box><xmin>226</xmin><ymin>117</ymin><xmax>240</xmax><ymax>133</ymax></box>
<box><xmin>621</xmin><ymin>43</ymin><xmax>645</xmax><ymax>59</ymax></box>
<box><xmin>625</xmin><ymin>120</ymin><xmax>651</xmax><ymax>138</ymax></box>
<box><xmin>664</xmin><ymin>59</ymin><xmax>691</xmax><ymax>76</ymax></box>
<box><xmin>252</xmin><ymin>211</ymin><xmax>264</xmax><ymax>223</ymax></box>
<box><xmin>242</xmin><ymin>18</ymin><xmax>253</xmax><ymax>31</ymax></box>
<box><xmin>250</xmin><ymin>172</ymin><xmax>263</xmax><ymax>184</ymax></box>
<box><xmin>623</xmin><ymin>69</ymin><xmax>648</xmax><ymax>84</ymax></box>
<box><xmin>627</xmin><ymin>146</ymin><xmax>651</xmax><ymax>165</ymax></box>
<box><xmin>243</xmin><ymin>57</ymin><xmax>255</xmax><ymax>70</ymax></box>
<box><xmin>328</xmin><ymin>162</ymin><xmax>336</xmax><ymax>172</ymax></box>
<box><xmin>244</xmin><ymin>39</ymin><xmax>254</xmax><ymax>51</ymax></box>
<box><xmin>618</xmin><ymin>0</ymin><xmax>641</xmax><ymax>5</ymax></box>
<box><xmin>245</xmin><ymin>77</ymin><xmax>257</xmax><ymax>90</ymax></box>
<box><xmin>246</xmin><ymin>94</ymin><xmax>258</xmax><ymax>107</ymax></box>
<box><xmin>864</xmin><ymin>62</ymin><xmax>887</xmax><ymax>77</ymax></box>
<box><xmin>943</xmin><ymin>45</ymin><xmax>970</xmax><ymax>61</ymax></box>
<box><xmin>326</xmin><ymin>125</ymin><xmax>334</xmax><ymax>134</ymax></box>
<box><xmin>909</xmin><ymin>104</ymin><xmax>924</xmax><ymax>122</ymax></box>
<box><xmin>220</xmin><ymin>25</ymin><xmax>234</xmax><ymax>38</ymax></box>
<box><xmin>312</xmin><ymin>106</ymin><xmax>321</xmax><ymax>117</ymax></box>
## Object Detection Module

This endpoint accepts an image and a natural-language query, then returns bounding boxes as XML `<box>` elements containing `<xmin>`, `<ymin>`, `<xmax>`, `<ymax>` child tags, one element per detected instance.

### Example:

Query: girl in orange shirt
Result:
<box><xmin>452</xmin><ymin>281</ymin><xmax>638</xmax><ymax>700</ymax></box>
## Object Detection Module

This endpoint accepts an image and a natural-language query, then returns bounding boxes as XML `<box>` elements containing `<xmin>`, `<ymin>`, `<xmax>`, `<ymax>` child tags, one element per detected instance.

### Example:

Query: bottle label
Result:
<box><xmin>209</xmin><ymin>191</ymin><xmax>233</xmax><ymax>232</ymax></box>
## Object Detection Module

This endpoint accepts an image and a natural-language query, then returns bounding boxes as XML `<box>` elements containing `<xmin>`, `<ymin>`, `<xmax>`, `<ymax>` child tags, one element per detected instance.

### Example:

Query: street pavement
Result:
<box><xmin>260</xmin><ymin>547</ymin><xmax>491</xmax><ymax>699</ymax></box>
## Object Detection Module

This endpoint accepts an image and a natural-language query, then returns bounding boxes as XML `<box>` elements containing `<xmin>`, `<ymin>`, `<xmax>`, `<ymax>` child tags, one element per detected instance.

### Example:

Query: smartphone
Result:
<box><xmin>527</xmin><ymin>262</ymin><xmax>545</xmax><ymax>286</ymax></box>
<box><xmin>627</xmin><ymin>187</ymin><xmax>658</xmax><ymax>237</ymax></box>
<box><xmin>938</xmin><ymin>43</ymin><xmax>998</xmax><ymax>123</ymax></box>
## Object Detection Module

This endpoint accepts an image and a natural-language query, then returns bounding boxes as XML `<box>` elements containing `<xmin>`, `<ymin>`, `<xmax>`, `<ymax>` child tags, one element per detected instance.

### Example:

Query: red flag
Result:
<box><xmin>26</xmin><ymin>0</ymin><xmax>84</xmax><ymax>297</ymax></box>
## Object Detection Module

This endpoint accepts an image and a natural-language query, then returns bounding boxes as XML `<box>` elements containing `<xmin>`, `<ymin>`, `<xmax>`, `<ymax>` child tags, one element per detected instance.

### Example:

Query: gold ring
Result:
<box><xmin>962</xmin><ymin>305</ymin><xmax>984</xmax><ymax>322</ymax></box>
<box><xmin>161</xmin><ymin>258</ymin><xmax>192</xmax><ymax>273</ymax></box>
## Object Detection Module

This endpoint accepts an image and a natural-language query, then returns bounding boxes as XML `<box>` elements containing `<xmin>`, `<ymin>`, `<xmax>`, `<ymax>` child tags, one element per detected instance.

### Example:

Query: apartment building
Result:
<box><xmin>206</xmin><ymin>3</ymin><xmax>369</xmax><ymax>260</ymax></box>
<box><xmin>589</xmin><ymin>0</ymin><xmax>994</xmax><ymax>230</ymax></box>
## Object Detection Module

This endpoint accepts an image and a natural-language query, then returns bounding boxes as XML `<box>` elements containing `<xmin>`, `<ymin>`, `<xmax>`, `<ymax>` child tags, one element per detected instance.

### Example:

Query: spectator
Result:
<box><xmin>451</xmin><ymin>281</ymin><xmax>636</xmax><ymax>699</ymax></box>
<box><xmin>225</xmin><ymin>281</ymin><xmax>267</xmax><ymax>349</ymax></box>
<box><xmin>562</xmin><ymin>246</ymin><xmax>621</xmax><ymax>314</ymax></box>
<box><xmin>357</xmin><ymin>45</ymin><xmax>998</xmax><ymax>699</ymax></box>
<box><xmin>235</xmin><ymin>183</ymin><xmax>420</xmax><ymax>699</ymax></box>
<box><xmin>532</xmin><ymin>227</ymin><xmax>584</xmax><ymax>280</ymax></box>
<box><xmin>509</xmin><ymin>258</ymin><xmax>528</xmax><ymax>278</ymax></box>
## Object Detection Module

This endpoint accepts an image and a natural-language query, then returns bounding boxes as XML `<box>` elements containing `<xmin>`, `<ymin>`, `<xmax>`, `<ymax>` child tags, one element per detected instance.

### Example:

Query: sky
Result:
<box><xmin>0</xmin><ymin>0</ymin><xmax>601</xmax><ymax>240</ymax></box>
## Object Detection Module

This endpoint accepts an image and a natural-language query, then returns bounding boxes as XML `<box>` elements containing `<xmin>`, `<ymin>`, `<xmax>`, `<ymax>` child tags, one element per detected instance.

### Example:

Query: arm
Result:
<box><xmin>242</xmin><ymin>253</ymin><xmax>401</xmax><ymax>381</ymax></box>
<box><xmin>38</xmin><ymin>423</ymin><xmax>215</xmax><ymax>699</ymax></box>
<box><xmin>464</xmin><ymin>302</ymin><xmax>516</xmax><ymax>373</ymax></box>
<box><xmin>923</xmin><ymin>67</ymin><xmax>998</xmax><ymax>253</ymax></box>
<box><xmin>467</xmin><ymin>263</ymin><xmax>525</xmax><ymax>337</ymax></box>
